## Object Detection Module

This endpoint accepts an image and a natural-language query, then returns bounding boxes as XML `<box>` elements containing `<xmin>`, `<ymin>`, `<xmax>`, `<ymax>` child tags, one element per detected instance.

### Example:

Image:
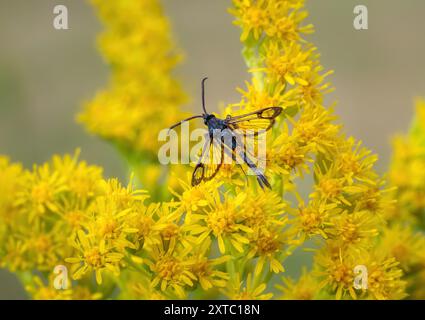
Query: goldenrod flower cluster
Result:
<box><xmin>0</xmin><ymin>0</ymin><xmax>419</xmax><ymax>300</ymax></box>
<box><xmin>383</xmin><ymin>99</ymin><xmax>425</xmax><ymax>299</ymax></box>
<box><xmin>0</xmin><ymin>152</ymin><xmax>105</xmax><ymax>298</ymax></box>
<box><xmin>78</xmin><ymin>0</ymin><xmax>188</xmax><ymax>191</ymax></box>
<box><xmin>227</xmin><ymin>0</ymin><xmax>405</xmax><ymax>300</ymax></box>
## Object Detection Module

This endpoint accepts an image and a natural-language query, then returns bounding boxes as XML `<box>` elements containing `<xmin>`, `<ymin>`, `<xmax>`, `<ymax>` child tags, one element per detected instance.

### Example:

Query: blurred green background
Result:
<box><xmin>1</xmin><ymin>0</ymin><xmax>425</xmax><ymax>299</ymax></box>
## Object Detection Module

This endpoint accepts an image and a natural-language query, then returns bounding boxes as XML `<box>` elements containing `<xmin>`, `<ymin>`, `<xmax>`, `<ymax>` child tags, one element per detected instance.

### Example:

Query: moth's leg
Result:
<box><xmin>240</xmin><ymin>130</ymin><xmax>268</xmax><ymax>162</ymax></box>
<box><xmin>237</xmin><ymin>163</ymin><xmax>249</xmax><ymax>187</ymax></box>
<box><xmin>237</xmin><ymin>149</ymin><xmax>271</xmax><ymax>190</ymax></box>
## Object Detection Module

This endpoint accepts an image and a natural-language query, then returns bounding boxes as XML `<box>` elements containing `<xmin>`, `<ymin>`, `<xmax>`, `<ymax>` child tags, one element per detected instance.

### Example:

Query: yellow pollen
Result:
<box><xmin>98</xmin><ymin>218</ymin><xmax>118</xmax><ymax>239</ymax></box>
<box><xmin>207</xmin><ymin>209</ymin><xmax>235</xmax><ymax>236</ymax></box>
<box><xmin>157</xmin><ymin>257</ymin><xmax>180</xmax><ymax>280</ymax></box>
<box><xmin>192</xmin><ymin>260</ymin><xmax>209</xmax><ymax>277</ymax></box>
<box><xmin>280</xmin><ymin>144</ymin><xmax>303</xmax><ymax>168</ymax></box>
<box><xmin>332</xmin><ymin>264</ymin><xmax>353</xmax><ymax>286</ymax></box>
<box><xmin>300</xmin><ymin>208</ymin><xmax>322</xmax><ymax>233</ymax></box>
<box><xmin>340</xmin><ymin>153</ymin><xmax>360</xmax><ymax>174</ymax></box>
<box><xmin>256</xmin><ymin>234</ymin><xmax>279</xmax><ymax>255</ymax></box>
<box><xmin>244</xmin><ymin>7</ymin><xmax>267</xmax><ymax>28</ymax></box>
<box><xmin>137</xmin><ymin>216</ymin><xmax>153</xmax><ymax>238</ymax></box>
<box><xmin>85</xmin><ymin>248</ymin><xmax>102</xmax><ymax>268</ymax></box>
<box><xmin>318</xmin><ymin>178</ymin><xmax>342</xmax><ymax>198</ymax></box>
<box><xmin>340</xmin><ymin>219</ymin><xmax>359</xmax><ymax>243</ymax></box>
<box><xmin>161</xmin><ymin>224</ymin><xmax>179</xmax><ymax>240</ymax></box>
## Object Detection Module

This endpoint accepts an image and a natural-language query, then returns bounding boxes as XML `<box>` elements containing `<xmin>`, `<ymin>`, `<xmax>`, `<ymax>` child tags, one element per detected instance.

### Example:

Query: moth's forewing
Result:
<box><xmin>191</xmin><ymin>134</ymin><xmax>223</xmax><ymax>186</ymax></box>
<box><xmin>226</xmin><ymin>107</ymin><xmax>282</xmax><ymax>133</ymax></box>
<box><xmin>192</xmin><ymin>164</ymin><xmax>204</xmax><ymax>186</ymax></box>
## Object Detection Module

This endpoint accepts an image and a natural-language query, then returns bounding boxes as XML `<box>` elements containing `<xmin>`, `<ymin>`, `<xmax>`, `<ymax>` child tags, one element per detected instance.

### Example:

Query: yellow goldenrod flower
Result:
<box><xmin>0</xmin><ymin>156</ymin><xmax>22</xmax><ymax>227</ymax></box>
<box><xmin>258</xmin><ymin>42</ymin><xmax>314</xmax><ymax>86</ymax></box>
<box><xmin>314</xmin><ymin>244</ymin><xmax>406</xmax><ymax>300</ymax></box>
<box><xmin>79</xmin><ymin>0</ymin><xmax>187</xmax><ymax>163</ymax></box>
<box><xmin>51</xmin><ymin>151</ymin><xmax>103</xmax><ymax>200</ymax></box>
<box><xmin>126</xmin><ymin>275</ymin><xmax>167</xmax><ymax>300</ymax></box>
<box><xmin>191</xmin><ymin>191</ymin><xmax>253</xmax><ymax>254</ymax></box>
<box><xmin>14</xmin><ymin>162</ymin><xmax>67</xmax><ymax>219</ymax></box>
<box><xmin>170</xmin><ymin>177</ymin><xmax>218</xmax><ymax>219</ymax></box>
<box><xmin>145</xmin><ymin>239</ymin><xmax>196</xmax><ymax>299</ymax></box>
<box><xmin>222</xmin><ymin>272</ymin><xmax>273</xmax><ymax>300</ymax></box>
<box><xmin>378</xmin><ymin>224</ymin><xmax>425</xmax><ymax>272</ymax></box>
<box><xmin>276</xmin><ymin>269</ymin><xmax>321</xmax><ymax>300</ymax></box>
<box><xmin>384</xmin><ymin>99</ymin><xmax>425</xmax><ymax>298</ymax></box>
<box><xmin>327</xmin><ymin>210</ymin><xmax>380</xmax><ymax>251</ymax></box>
<box><xmin>292</xmin><ymin>200</ymin><xmax>338</xmax><ymax>240</ymax></box>
<box><xmin>189</xmin><ymin>238</ymin><xmax>230</xmax><ymax>291</ymax></box>
<box><xmin>230</xmin><ymin>0</ymin><xmax>270</xmax><ymax>42</ymax></box>
<box><xmin>66</xmin><ymin>230</ymin><xmax>124</xmax><ymax>285</ymax></box>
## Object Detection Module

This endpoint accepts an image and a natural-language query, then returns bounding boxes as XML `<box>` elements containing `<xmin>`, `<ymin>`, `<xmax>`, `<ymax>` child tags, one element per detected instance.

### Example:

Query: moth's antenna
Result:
<box><xmin>201</xmin><ymin>77</ymin><xmax>208</xmax><ymax>114</ymax></box>
<box><xmin>168</xmin><ymin>115</ymin><xmax>204</xmax><ymax>133</ymax></box>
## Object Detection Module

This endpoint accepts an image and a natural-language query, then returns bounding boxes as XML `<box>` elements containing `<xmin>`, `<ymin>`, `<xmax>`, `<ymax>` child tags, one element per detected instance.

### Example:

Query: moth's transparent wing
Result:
<box><xmin>191</xmin><ymin>107</ymin><xmax>282</xmax><ymax>187</ymax></box>
<box><xmin>191</xmin><ymin>135</ymin><xmax>224</xmax><ymax>186</ymax></box>
<box><xmin>219</xmin><ymin>132</ymin><xmax>272</xmax><ymax>190</ymax></box>
<box><xmin>228</xmin><ymin>107</ymin><xmax>282</xmax><ymax>121</ymax></box>
<box><xmin>225</xmin><ymin>107</ymin><xmax>282</xmax><ymax>134</ymax></box>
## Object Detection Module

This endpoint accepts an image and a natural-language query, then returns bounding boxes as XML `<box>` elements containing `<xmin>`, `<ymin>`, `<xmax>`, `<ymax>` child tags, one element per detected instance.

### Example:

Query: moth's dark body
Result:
<box><xmin>205</xmin><ymin>115</ymin><xmax>237</xmax><ymax>150</ymax></box>
<box><xmin>205</xmin><ymin>114</ymin><xmax>227</xmax><ymax>133</ymax></box>
<box><xmin>169</xmin><ymin>78</ymin><xmax>282</xmax><ymax>190</ymax></box>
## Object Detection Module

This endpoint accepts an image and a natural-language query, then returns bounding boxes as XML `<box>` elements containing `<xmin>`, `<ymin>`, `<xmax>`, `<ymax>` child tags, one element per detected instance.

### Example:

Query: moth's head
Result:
<box><xmin>203</xmin><ymin>114</ymin><xmax>215</xmax><ymax>125</ymax></box>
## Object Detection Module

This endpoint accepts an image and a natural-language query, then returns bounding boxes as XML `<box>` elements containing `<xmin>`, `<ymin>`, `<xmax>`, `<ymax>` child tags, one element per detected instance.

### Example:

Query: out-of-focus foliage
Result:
<box><xmin>383</xmin><ymin>99</ymin><xmax>425</xmax><ymax>299</ymax></box>
<box><xmin>78</xmin><ymin>0</ymin><xmax>188</xmax><ymax>193</ymax></box>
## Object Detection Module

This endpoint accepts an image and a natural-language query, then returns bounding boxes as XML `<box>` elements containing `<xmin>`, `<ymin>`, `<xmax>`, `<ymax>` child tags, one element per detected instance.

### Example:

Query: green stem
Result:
<box><xmin>241</xmin><ymin>36</ymin><xmax>264</xmax><ymax>88</ymax></box>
